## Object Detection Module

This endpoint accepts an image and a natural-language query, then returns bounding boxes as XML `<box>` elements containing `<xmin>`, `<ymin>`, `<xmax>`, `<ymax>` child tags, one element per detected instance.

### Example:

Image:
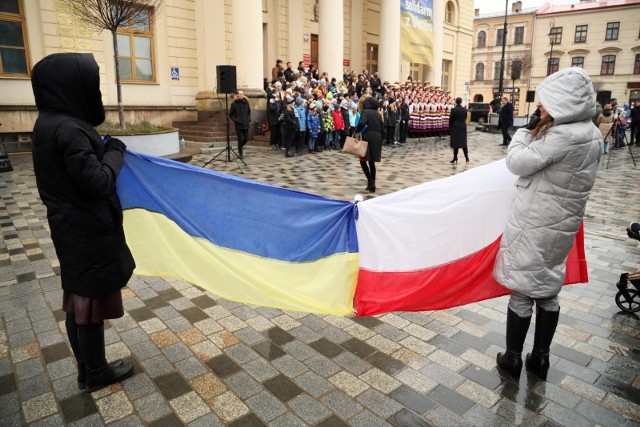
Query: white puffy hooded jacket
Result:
<box><xmin>493</xmin><ymin>67</ymin><xmax>602</xmax><ymax>298</ymax></box>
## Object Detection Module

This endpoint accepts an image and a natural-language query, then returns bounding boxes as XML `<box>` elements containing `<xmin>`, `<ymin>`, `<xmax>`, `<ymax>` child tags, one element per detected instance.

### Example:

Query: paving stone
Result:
<box><xmin>245</xmin><ymin>390</ymin><xmax>288</xmax><ymax>422</ymax></box>
<box><xmin>155</xmin><ymin>372</ymin><xmax>192</xmax><ymax>400</ymax></box>
<box><xmin>176</xmin><ymin>356</ymin><xmax>208</xmax><ymax>379</ymax></box>
<box><xmin>348</xmin><ymin>408</ymin><xmax>392</xmax><ymax>427</ymax></box>
<box><xmin>133</xmin><ymin>392</ymin><xmax>171</xmax><ymax>422</ymax></box>
<box><xmin>95</xmin><ymin>390</ymin><xmax>134</xmax><ymax>424</ymax></box>
<box><xmin>428</xmin><ymin>384</ymin><xmax>475</xmax><ymax>415</ymax></box>
<box><xmin>320</xmin><ymin>389</ymin><xmax>364</xmax><ymax>419</ymax></box>
<box><xmin>170</xmin><ymin>391</ymin><xmax>210</xmax><ymax>423</ymax></box>
<box><xmin>224</xmin><ymin>371</ymin><xmax>263</xmax><ymax>399</ymax></box>
<box><xmin>268</xmin><ymin>412</ymin><xmax>306</xmax><ymax>427</ymax></box>
<box><xmin>456</xmin><ymin>379</ymin><xmax>500</xmax><ymax>408</ymax></box>
<box><xmin>387</xmin><ymin>408</ymin><xmax>432</xmax><ymax>427</ymax></box>
<box><xmin>17</xmin><ymin>373</ymin><xmax>52</xmax><ymax>401</ymax></box>
<box><xmin>292</xmin><ymin>371</ymin><xmax>334</xmax><ymax>398</ymax></box>
<box><xmin>209</xmin><ymin>391</ymin><xmax>250</xmax><ymax>423</ymax></box>
<box><xmin>288</xmin><ymin>393</ymin><xmax>331</xmax><ymax>425</ymax></box>
<box><xmin>22</xmin><ymin>391</ymin><xmax>58</xmax><ymax>423</ymax></box>
<box><xmin>356</xmin><ymin>388</ymin><xmax>403</xmax><ymax>418</ymax></box>
<box><xmin>123</xmin><ymin>373</ymin><xmax>156</xmax><ymax>400</ymax></box>
<box><xmin>419</xmin><ymin>362</ymin><xmax>465</xmax><ymax>388</ymax></box>
<box><xmin>188</xmin><ymin>412</ymin><xmax>225</xmax><ymax>427</ymax></box>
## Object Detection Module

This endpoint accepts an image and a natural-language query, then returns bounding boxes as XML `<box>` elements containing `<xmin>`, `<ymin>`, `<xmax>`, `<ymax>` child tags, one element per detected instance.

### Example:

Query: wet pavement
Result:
<box><xmin>1</xmin><ymin>129</ymin><xmax>639</xmax><ymax>426</ymax></box>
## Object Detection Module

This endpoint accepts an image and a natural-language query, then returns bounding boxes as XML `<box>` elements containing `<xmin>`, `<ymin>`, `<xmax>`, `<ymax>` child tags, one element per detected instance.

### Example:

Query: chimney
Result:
<box><xmin>512</xmin><ymin>1</ymin><xmax>522</xmax><ymax>12</ymax></box>
<box><xmin>475</xmin><ymin>8</ymin><xmax>479</xmax><ymax>16</ymax></box>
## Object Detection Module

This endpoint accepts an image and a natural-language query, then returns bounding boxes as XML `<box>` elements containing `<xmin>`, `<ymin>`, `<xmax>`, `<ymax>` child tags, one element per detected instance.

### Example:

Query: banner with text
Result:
<box><xmin>400</xmin><ymin>0</ymin><xmax>434</xmax><ymax>67</ymax></box>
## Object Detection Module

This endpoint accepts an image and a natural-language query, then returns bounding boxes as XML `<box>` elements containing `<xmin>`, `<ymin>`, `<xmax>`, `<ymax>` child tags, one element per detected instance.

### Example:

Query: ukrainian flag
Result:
<box><xmin>117</xmin><ymin>152</ymin><xmax>359</xmax><ymax>316</ymax></box>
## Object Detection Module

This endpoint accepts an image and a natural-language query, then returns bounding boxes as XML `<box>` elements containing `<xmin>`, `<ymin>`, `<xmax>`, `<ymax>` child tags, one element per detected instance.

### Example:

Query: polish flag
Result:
<box><xmin>354</xmin><ymin>159</ymin><xmax>588</xmax><ymax>316</ymax></box>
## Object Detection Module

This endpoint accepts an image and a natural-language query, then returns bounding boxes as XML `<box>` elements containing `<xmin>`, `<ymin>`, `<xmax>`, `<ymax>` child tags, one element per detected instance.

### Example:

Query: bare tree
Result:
<box><xmin>61</xmin><ymin>0</ymin><xmax>163</xmax><ymax>130</ymax></box>
<box><xmin>507</xmin><ymin>52</ymin><xmax>532</xmax><ymax>100</ymax></box>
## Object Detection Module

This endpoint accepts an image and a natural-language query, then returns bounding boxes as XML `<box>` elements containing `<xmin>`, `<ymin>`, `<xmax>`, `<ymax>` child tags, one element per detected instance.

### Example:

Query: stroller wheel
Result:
<box><xmin>615</xmin><ymin>289</ymin><xmax>640</xmax><ymax>313</ymax></box>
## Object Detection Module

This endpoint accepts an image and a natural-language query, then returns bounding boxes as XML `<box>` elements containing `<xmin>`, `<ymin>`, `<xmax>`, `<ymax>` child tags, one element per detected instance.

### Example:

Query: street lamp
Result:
<box><xmin>498</xmin><ymin>0</ymin><xmax>508</xmax><ymax>98</ymax></box>
<box><xmin>547</xmin><ymin>20</ymin><xmax>556</xmax><ymax>76</ymax></box>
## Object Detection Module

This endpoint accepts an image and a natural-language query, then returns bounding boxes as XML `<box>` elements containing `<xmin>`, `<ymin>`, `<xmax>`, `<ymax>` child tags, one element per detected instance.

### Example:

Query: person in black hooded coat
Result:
<box><xmin>356</xmin><ymin>96</ymin><xmax>382</xmax><ymax>192</ymax></box>
<box><xmin>31</xmin><ymin>53</ymin><xmax>134</xmax><ymax>392</ymax></box>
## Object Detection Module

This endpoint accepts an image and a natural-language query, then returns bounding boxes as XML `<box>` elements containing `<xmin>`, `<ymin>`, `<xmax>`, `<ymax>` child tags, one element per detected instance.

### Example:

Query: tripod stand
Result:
<box><xmin>605</xmin><ymin>118</ymin><xmax>636</xmax><ymax>170</ymax></box>
<box><xmin>202</xmin><ymin>93</ymin><xmax>246</xmax><ymax>173</ymax></box>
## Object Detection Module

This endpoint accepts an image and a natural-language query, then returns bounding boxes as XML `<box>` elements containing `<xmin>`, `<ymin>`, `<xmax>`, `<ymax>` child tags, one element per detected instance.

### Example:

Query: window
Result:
<box><xmin>635</xmin><ymin>54</ymin><xmax>640</xmax><ymax>74</ymax></box>
<box><xmin>445</xmin><ymin>1</ymin><xmax>454</xmax><ymax>24</ymax></box>
<box><xmin>116</xmin><ymin>6</ymin><xmax>155</xmax><ymax>82</ymax></box>
<box><xmin>441</xmin><ymin>60</ymin><xmax>451</xmax><ymax>92</ymax></box>
<box><xmin>547</xmin><ymin>58</ymin><xmax>559</xmax><ymax>75</ymax></box>
<box><xmin>477</xmin><ymin>31</ymin><xmax>486</xmax><ymax>48</ymax></box>
<box><xmin>571</xmin><ymin>57</ymin><xmax>584</xmax><ymax>68</ymax></box>
<box><xmin>605</xmin><ymin>22</ymin><xmax>619</xmax><ymax>40</ymax></box>
<box><xmin>574</xmin><ymin>25</ymin><xmax>587</xmax><ymax>43</ymax></box>
<box><xmin>600</xmin><ymin>55</ymin><xmax>615</xmax><ymax>75</ymax></box>
<box><xmin>0</xmin><ymin>0</ymin><xmax>29</xmax><ymax>77</ymax></box>
<box><xmin>549</xmin><ymin>27</ymin><xmax>562</xmax><ymax>44</ymax></box>
<box><xmin>475</xmin><ymin>63</ymin><xmax>485</xmax><ymax>81</ymax></box>
<box><xmin>496</xmin><ymin>29</ymin><xmax>504</xmax><ymax>46</ymax></box>
<box><xmin>514</xmin><ymin>27</ymin><xmax>524</xmax><ymax>45</ymax></box>
<box><xmin>494</xmin><ymin>61</ymin><xmax>502</xmax><ymax>80</ymax></box>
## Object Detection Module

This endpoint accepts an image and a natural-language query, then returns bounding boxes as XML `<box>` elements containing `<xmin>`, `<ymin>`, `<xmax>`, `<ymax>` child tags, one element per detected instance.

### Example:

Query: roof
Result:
<box><xmin>538</xmin><ymin>0</ymin><xmax>640</xmax><ymax>15</ymax></box>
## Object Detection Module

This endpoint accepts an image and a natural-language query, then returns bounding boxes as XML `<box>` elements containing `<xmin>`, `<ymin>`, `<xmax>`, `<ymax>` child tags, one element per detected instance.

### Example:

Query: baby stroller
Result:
<box><xmin>615</xmin><ymin>222</ymin><xmax>640</xmax><ymax>312</ymax></box>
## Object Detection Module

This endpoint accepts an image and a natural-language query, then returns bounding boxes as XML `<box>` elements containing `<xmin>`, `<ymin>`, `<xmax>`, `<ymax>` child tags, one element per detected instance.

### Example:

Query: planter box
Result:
<box><xmin>113</xmin><ymin>129</ymin><xmax>179</xmax><ymax>157</ymax></box>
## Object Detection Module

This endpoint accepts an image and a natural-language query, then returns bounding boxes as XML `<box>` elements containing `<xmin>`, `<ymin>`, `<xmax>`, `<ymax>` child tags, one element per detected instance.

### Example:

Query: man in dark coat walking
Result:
<box><xmin>229</xmin><ymin>90</ymin><xmax>251</xmax><ymax>159</ymax></box>
<box><xmin>448</xmin><ymin>97</ymin><xmax>468</xmax><ymax>164</ymax></box>
<box><xmin>31</xmin><ymin>53</ymin><xmax>134</xmax><ymax>392</ymax></box>
<box><xmin>498</xmin><ymin>97</ymin><xmax>514</xmax><ymax>146</ymax></box>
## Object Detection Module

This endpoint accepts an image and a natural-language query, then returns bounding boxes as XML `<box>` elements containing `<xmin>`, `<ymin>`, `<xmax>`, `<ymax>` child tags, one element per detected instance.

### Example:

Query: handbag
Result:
<box><xmin>342</xmin><ymin>133</ymin><xmax>368</xmax><ymax>157</ymax></box>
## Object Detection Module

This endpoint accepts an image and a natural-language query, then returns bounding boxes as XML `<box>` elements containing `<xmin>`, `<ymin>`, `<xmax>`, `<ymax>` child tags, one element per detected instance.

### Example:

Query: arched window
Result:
<box><xmin>445</xmin><ymin>1</ymin><xmax>455</xmax><ymax>24</ymax></box>
<box><xmin>475</xmin><ymin>63</ymin><xmax>485</xmax><ymax>81</ymax></box>
<box><xmin>477</xmin><ymin>31</ymin><xmax>486</xmax><ymax>48</ymax></box>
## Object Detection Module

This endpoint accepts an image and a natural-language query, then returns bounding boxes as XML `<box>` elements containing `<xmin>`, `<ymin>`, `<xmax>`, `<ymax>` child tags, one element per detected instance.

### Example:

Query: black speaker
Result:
<box><xmin>526</xmin><ymin>90</ymin><xmax>535</xmax><ymax>103</ymax></box>
<box><xmin>216</xmin><ymin>65</ymin><xmax>237</xmax><ymax>94</ymax></box>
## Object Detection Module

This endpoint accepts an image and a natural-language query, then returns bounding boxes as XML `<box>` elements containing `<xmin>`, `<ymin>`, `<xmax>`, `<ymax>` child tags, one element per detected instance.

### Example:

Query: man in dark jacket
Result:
<box><xmin>229</xmin><ymin>90</ymin><xmax>251</xmax><ymax>159</ymax></box>
<box><xmin>630</xmin><ymin>100</ymin><xmax>640</xmax><ymax>146</ymax></box>
<box><xmin>498</xmin><ymin>97</ymin><xmax>514</xmax><ymax>146</ymax></box>
<box><xmin>284</xmin><ymin>61</ymin><xmax>296</xmax><ymax>83</ymax></box>
<box><xmin>31</xmin><ymin>53</ymin><xmax>134</xmax><ymax>392</ymax></box>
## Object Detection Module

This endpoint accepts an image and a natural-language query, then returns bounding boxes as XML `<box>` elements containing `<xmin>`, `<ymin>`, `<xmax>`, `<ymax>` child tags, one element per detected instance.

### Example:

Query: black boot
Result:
<box><xmin>369</xmin><ymin>163</ymin><xmax>376</xmax><ymax>193</ymax></box>
<box><xmin>79</xmin><ymin>322</ymin><xmax>133</xmax><ymax>392</ymax></box>
<box><xmin>496</xmin><ymin>308</ymin><xmax>531</xmax><ymax>379</ymax></box>
<box><xmin>66</xmin><ymin>314</ymin><xmax>124</xmax><ymax>389</ymax></box>
<box><xmin>360</xmin><ymin>161</ymin><xmax>372</xmax><ymax>191</ymax></box>
<box><xmin>525</xmin><ymin>307</ymin><xmax>559</xmax><ymax>381</ymax></box>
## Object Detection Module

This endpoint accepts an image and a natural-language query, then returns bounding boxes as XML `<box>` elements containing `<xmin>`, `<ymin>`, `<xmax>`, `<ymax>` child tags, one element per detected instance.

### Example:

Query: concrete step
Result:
<box><xmin>179</xmin><ymin>130</ymin><xmax>228</xmax><ymax>138</ymax></box>
<box><xmin>247</xmin><ymin>139</ymin><xmax>270</xmax><ymax>148</ymax></box>
<box><xmin>253</xmin><ymin>135</ymin><xmax>270</xmax><ymax>142</ymax></box>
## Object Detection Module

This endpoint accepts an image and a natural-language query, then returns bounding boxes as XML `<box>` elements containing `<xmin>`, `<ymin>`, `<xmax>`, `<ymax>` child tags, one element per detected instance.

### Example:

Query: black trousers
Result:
<box><xmin>270</xmin><ymin>124</ymin><xmax>282</xmax><ymax>147</ymax></box>
<box><xmin>235</xmin><ymin>127</ymin><xmax>248</xmax><ymax>156</ymax></box>
<box><xmin>630</xmin><ymin>123</ymin><xmax>639</xmax><ymax>145</ymax></box>
<box><xmin>501</xmin><ymin>126</ymin><xmax>511</xmax><ymax>145</ymax></box>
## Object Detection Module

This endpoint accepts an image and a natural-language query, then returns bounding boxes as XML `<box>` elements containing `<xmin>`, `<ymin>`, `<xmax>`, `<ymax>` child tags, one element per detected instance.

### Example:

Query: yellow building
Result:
<box><xmin>0</xmin><ymin>0</ymin><xmax>474</xmax><ymax>153</ymax></box>
<box><xmin>470</xmin><ymin>1</ymin><xmax>536</xmax><ymax>117</ymax></box>
<box><xmin>531</xmin><ymin>0</ymin><xmax>640</xmax><ymax>108</ymax></box>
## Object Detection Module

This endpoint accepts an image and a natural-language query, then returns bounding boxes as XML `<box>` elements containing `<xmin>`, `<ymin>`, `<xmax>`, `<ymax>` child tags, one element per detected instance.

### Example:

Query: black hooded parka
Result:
<box><xmin>31</xmin><ymin>53</ymin><xmax>135</xmax><ymax>298</ymax></box>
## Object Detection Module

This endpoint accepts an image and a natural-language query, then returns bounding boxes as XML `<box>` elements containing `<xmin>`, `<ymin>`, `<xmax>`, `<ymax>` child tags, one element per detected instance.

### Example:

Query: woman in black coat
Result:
<box><xmin>31</xmin><ymin>53</ymin><xmax>134</xmax><ymax>392</ymax></box>
<box><xmin>448</xmin><ymin>97</ymin><xmax>469</xmax><ymax>164</ymax></box>
<box><xmin>356</xmin><ymin>96</ymin><xmax>383</xmax><ymax>192</ymax></box>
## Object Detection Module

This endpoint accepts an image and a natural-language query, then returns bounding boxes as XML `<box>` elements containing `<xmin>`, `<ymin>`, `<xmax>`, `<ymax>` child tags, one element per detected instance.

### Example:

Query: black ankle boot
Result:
<box><xmin>79</xmin><ymin>322</ymin><xmax>133</xmax><ymax>392</ymax></box>
<box><xmin>525</xmin><ymin>307</ymin><xmax>559</xmax><ymax>381</ymax></box>
<box><xmin>496</xmin><ymin>308</ymin><xmax>532</xmax><ymax>379</ymax></box>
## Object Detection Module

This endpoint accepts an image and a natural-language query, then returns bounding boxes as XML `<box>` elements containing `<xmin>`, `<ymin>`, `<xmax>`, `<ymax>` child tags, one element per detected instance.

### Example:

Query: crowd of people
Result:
<box><xmin>262</xmin><ymin>59</ymin><xmax>457</xmax><ymax>158</ymax></box>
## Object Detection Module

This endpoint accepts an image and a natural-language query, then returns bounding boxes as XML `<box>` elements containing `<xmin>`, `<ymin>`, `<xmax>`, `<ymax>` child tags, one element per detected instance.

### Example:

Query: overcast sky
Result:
<box><xmin>473</xmin><ymin>0</ymin><xmax>579</xmax><ymax>15</ymax></box>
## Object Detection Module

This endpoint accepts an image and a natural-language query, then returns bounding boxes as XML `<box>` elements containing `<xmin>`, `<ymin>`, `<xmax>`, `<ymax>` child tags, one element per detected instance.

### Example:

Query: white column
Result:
<box><xmin>350</xmin><ymin>0</ymin><xmax>364</xmax><ymax>73</ymax></box>
<box><xmin>319</xmin><ymin>0</ymin><xmax>344</xmax><ymax>80</ymax></box>
<box><xmin>379</xmin><ymin>0</ymin><xmax>400</xmax><ymax>83</ymax></box>
<box><xmin>431</xmin><ymin>0</ymin><xmax>444</xmax><ymax>86</ymax></box>
<box><xmin>195</xmin><ymin>0</ymin><xmax>225</xmax><ymax>91</ymax></box>
<box><xmin>232</xmin><ymin>0</ymin><xmax>264</xmax><ymax>89</ymax></box>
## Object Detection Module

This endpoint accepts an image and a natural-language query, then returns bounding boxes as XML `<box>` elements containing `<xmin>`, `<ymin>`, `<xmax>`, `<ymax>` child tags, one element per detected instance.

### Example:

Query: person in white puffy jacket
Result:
<box><xmin>493</xmin><ymin>67</ymin><xmax>602</xmax><ymax>381</ymax></box>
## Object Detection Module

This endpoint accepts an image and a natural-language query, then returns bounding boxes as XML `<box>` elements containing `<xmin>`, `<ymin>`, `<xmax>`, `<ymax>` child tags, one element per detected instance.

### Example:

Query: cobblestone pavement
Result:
<box><xmin>1</xmin><ymin>130</ymin><xmax>640</xmax><ymax>426</ymax></box>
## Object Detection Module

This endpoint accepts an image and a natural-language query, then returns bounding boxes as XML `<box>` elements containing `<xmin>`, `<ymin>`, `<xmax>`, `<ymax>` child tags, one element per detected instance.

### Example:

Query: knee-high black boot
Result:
<box><xmin>525</xmin><ymin>307</ymin><xmax>559</xmax><ymax>381</ymax></box>
<box><xmin>360</xmin><ymin>160</ymin><xmax>372</xmax><ymax>191</ymax></box>
<box><xmin>496</xmin><ymin>308</ymin><xmax>532</xmax><ymax>379</ymax></box>
<box><xmin>79</xmin><ymin>322</ymin><xmax>133</xmax><ymax>392</ymax></box>
<box><xmin>369</xmin><ymin>162</ymin><xmax>376</xmax><ymax>193</ymax></box>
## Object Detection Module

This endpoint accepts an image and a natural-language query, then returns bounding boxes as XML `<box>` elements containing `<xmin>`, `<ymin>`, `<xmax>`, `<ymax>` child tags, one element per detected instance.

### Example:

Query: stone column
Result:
<box><xmin>431</xmin><ymin>0</ymin><xmax>444</xmax><ymax>86</ymax></box>
<box><xmin>319</xmin><ymin>0</ymin><xmax>344</xmax><ymax>79</ymax></box>
<box><xmin>350</xmin><ymin>0</ymin><xmax>364</xmax><ymax>73</ymax></box>
<box><xmin>379</xmin><ymin>0</ymin><xmax>400</xmax><ymax>83</ymax></box>
<box><xmin>232</xmin><ymin>0</ymin><xmax>264</xmax><ymax>90</ymax></box>
<box><xmin>195</xmin><ymin>0</ymin><xmax>225</xmax><ymax>91</ymax></box>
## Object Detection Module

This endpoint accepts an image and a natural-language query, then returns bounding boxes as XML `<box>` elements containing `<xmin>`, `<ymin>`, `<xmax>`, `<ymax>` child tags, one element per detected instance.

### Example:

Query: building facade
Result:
<box><xmin>470</xmin><ymin>1</ymin><xmax>536</xmax><ymax>117</ymax></box>
<box><xmin>0</xmin><ymin>0</ymin><xmax>474</xmax><ymax>152</ymax></box>
<box><xmin>470</xmin><ymin>0</ymin><xmax>640</xmax><ymax>120</ymax></box>
<box><xmin>531</xmin><ymin>0</ymin><xmax>640</xmax><ymax>108</ymax></box>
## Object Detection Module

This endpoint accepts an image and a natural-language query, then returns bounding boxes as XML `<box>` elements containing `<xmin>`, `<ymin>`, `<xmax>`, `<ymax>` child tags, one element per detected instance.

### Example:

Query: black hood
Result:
<box><xmin>31</xmin><ymin>53</ymin><xmax>105</xmax><ymax>126</ymax></box>
<box><xmin>363</xmin><ymin>96</ymin><xmax>379</xmax><ymax>110</ymax></box>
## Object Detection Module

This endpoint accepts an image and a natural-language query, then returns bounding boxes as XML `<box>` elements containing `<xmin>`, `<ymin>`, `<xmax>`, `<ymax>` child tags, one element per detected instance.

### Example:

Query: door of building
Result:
<box><xmin>311</xmin><ymin>34</ymin><xmax>318</xmax><ymax>68</ymax></box>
